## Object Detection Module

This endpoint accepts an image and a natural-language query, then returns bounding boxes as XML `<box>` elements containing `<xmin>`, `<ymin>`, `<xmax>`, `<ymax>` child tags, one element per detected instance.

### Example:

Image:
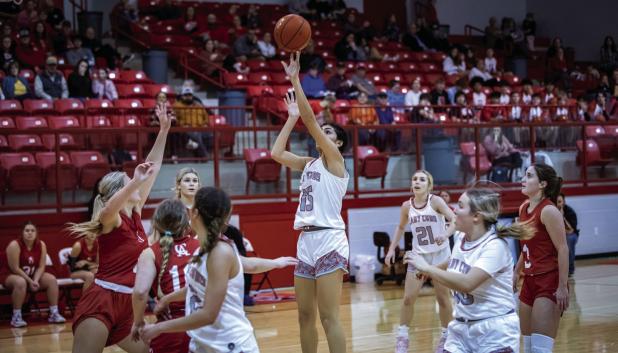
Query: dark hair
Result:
<box><xmin>533</xmin><ymin>163</ymin><xmax>562</xmax><ymax>204</ymax></box>
<box><xmin>603</xmin><ymin>35</ymin><xmax>616</xmax><ymax>51</ymax></box>
<box><xmin>419</xmin><ymin>93</ymin><xmax>431</xmax><ymax>101</ymax></box>
<box><xmin>152</xmin><ymin>199</ymin><xmax>190</xmax><ymax>296</ymax></box>
<box><xmin>521</xmin><ymin>78</ymin><xmax>533</xmax><ymax>86</ymax></box>
<box><xmin>489</xmin><ymin>91</ymin><xmax>500</xmax><ymax>100</ymax></box>
<box><xmin>559</xmin><ymin>192</ymin><xmax>565</xmax><ymax>200</ymax></box>
<box><xmin>321</xmin><ymin>122</ymin><xmax>348</xmax><ymax>152</ymax></box>
<box><xmin>22</xmin><ymin>221</ymin><xmax>38</xmax><ymax>241</ymax></box>
<box><xmin>193</xmin><ymin>187</ymin><xmax>232</xmax><ymax>262</ymax></box>
<box><xmin>454</xmin><ymin>91</ymin><xmax>466</xmax><ymax>101</ymax></box>
<box><xmin>470</xmin><ymin>77</ymin><xmax>484</xmax><ymax>87</ymax></box>
<box><xmin>532</xmin><ymin>93</ymin><xmax>541</xmax><ymax>99</ymax></box>
<box><xmin>75</xmin><ymin>59</ymin><xmax>90</xmax><ymax>75</ymax></box>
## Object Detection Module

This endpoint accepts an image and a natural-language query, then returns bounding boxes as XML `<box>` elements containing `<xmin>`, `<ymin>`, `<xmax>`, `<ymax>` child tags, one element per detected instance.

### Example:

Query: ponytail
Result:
<box><xmin>157</xmin><ymin>231</ymin><xmax>174</xmax><ymax>297</ymax></box>
<box><xmin>495</xmin><ymin>221</ymin><xmax>535</xmax><ymax>241</ymax></box>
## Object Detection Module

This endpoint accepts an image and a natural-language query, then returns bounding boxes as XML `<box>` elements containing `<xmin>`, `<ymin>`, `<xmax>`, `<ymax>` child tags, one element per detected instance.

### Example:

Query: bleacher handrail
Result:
<box><xmin>464</xmin><ymin>24</ymin><xmax>486</xmax><ymax>37</ymax></box>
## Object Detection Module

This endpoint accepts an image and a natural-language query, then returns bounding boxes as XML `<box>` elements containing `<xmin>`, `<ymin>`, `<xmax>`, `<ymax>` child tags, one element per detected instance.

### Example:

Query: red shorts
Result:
<box><xmin>519</xmin><ymin>270</ymin><xmax>559</xmax><ymax>306</ymax></box>
<box><xmin>72</xmin><ymin>284</ymin><xmax>133</xmax><ymax>346</ymax></box>
<box><xmin>150</xmin><ymin>332</ymin><xmax>190</xmax><ymax>353</ymax></box>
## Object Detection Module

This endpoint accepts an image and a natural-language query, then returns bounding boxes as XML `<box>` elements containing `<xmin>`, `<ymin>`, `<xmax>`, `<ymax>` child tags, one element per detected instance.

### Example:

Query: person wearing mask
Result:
<box><xmin>34</xmin><ymin>56</ymin><xmax>68</xmax><ymax>100</ymax></box>
<box><xmin>2</xmin><ymin>61</ymin><xmax>32</xmax><ymax>100</ymax></box>
<box><xmin>92</xmin><ymin>68</ymin><xmax>118</xmax><ymax>101</ymax></box>
<box><xmin>68</xmin><ymin>59</ymin><xmax>94</xmax><ymax>99</ymax></box>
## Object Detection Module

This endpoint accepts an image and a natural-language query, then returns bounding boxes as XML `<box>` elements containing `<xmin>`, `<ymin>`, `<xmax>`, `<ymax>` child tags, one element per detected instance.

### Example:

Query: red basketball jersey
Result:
<box><xmin>519</xmin><ymin>198</ymin><xmax>559</xmax><ymax>275</ymax></box>
<box><xmin>78</xmin><ymin>238</ymin><xmax>99</xmax><ymax>263</ymax></box>
<box><xmin>151</xmin><ymin>236</ymin><xmax>200</xmax><ymax>317</ymax></box>
<box><xmin>18</xmin><ymin>238</ymin><xmax>42</xmax><ymax>277</ymax></box>
<box><xmin>96</xmin><ymin>210</ymin><xmax>148</xmax><ymax>287</ymax></box>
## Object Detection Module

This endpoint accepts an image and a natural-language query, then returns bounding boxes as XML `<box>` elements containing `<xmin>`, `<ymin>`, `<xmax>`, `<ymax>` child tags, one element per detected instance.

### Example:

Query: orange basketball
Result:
<box><xmin>273</xmin><ymin>14</ymin><xmax>312</xmax><ymax>52</ymax></box>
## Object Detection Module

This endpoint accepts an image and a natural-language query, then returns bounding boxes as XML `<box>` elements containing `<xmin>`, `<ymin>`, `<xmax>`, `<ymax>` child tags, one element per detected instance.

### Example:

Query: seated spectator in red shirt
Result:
<box><xmin>547</xmin><ymin>47</ymin><xmax>569</xmax><ymax>88</ymax></box>
<box><xmin>482</xmin><ymin>127</ymin><xmax>522</xmax><ymax>169</ymax></box>
<box><xmin>481</xmin><ymin>92</ymin><xmax>507</xmax><ymax>122</ymax></box>
<box><xmin>32</xmin><ymin>21</ymin><xmax>51</xmax><ymax>54</ymax></box>
<box><xmin>202</xmin><ymin>14</ymin><xmax>229</xmax><ymax>44</ymax></box>
<box><xmin>16</xmin><ymin>0</ymin><xmax>38</xmax><ymax>29</ymax></box>
<box><xmin>228</xmin><ymin>15</ymin><xmax>247</xmax><ymax>43</ymax></box>
<box><xmin>15</xmin><ymin>28</ymin><xmax>46</xmax><ymax>69</ymax></box>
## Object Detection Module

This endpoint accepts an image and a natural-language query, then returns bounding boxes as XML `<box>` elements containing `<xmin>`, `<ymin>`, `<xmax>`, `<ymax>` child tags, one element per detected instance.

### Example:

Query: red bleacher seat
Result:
<box><xmin>0</xmin><ymin>135</ymin><xmax>8</xmax><ymax>151</ymax></box>
<box><xmin>384</xmin><ymin>73</ymin><xmax>406</xmax><ymax>84</ymax></box>
<box><xmin>114</xmin><ymin>98</ymin><xmax>144</xmax><ymax>110</ymax></box>
<box><xmin>35</xmin><ymin>152</ymin><xmax>78</xmax><ymax>193</ymax></box>
<box><xmin>246</xmin><ymin>85</ymin><xmax>274</xmax><ymax>98</ymax></box>
<box><xmin>85</xmin><ymin>99</ymin><xmax>114</xmax><ymax>113</ymax></box>
<box><xmin>0</xmin><ymin>100</ymin><xmax>23</xmax><ymax>115</ymax></box>
<box><xmin>223</xmin><ymin>72</ymin><xmax>249</xmax><ymax>88</ymax></box>
<box><xmin>54</xmin><ymin>98</ymin><xmax>84</xmax><ymax>114</ymax></box>
<box><xmin>70</xmin><ymin>151</ymin><xmax>111</xmax><ymax>189</ymax></box>
<box><xmin>19</xmin><ymin>69</ymin><xmax>36</xmax><ymax>82</ymax></box>
<box><xmin>41</xmin><ymin>133</ymin><xmax>78</xmax><ymax>150</ymax></box>
<box><xmin>85</xmin><ymin>115</ymin><xmax>112</xmax><ymax>128</ymax></box>
<box><xmin>270</xmin><ymin>73</ymin><xmax>290</xmax><ymax>85</ymax></box>
<box><xmin>118</xmin><ymin>70</ymin><xmax>150</xmax><ymax>83</ymax></box>
<box><xmin>8</xmin><ymin>134</ymin><xmax>44</xmax><ymax>150</ymax></box>
<box><xmin>117</xmin><ymin>84</ymin><xmax>147</xmax><ymax>98</ymax></box>
<box><xmin>0</xmin><ymin>117</ymin><xmax>15</xmax><ymax>129</ymax></box>
<box><xmin>460</xmin><ymin>142</ymin><xmax>492</xmax><ymax>182</ymax></box>
<box><xmin>48</xmin><ymin>115</ymin><xmax>80</xmax><ymax>129</ymax></box>
<box><xmin>144</xmin><ymin>84</ymin><xmax>174</xmax><ymax>97</ymax></box>
<box><xmin>112</xmin><ymin>115</ymin><xmax>143</xmax><ymax>150</ymax></box>
<box><xmin>407</xmin><ymin>52</ymin><xmax>429</xmax><ymax>62</ymax></box>
<box><xmin>356</xmin><ymin>146</ymin><xmax>389</xmax><ymax>188</ymax></box>
<box><xmin>15</xmin><ymin>116</ymin><xmax>48</xmax><ymax>130</ymax></box>
<box><xmin>418</xmin><ymin>63</ymin><xmax>440</xmax><ymax>73</ymax></box>
<box><xmin>151</xmin><ymin>34</ymin><xmax>192</xmax><ymax>48</ymax></box>
<box><xmin>210</xmin><ymin>115</ymin><xmax>235</xmax><ymax>152</ymax></box>
<box><xmin>243</xmin><ymin>148</ymin><xmax>281</xmax><ymax>193</ymax></box>
<box><xmin>141</xmin><ymin>99</ymin><xmax>156</xmax><ymax>109</ymax></box>
<box><xmin>576</xmin><ymin>140</ymin><xmax>613</xmax><ymax>177</ymax></box>
<box><xmin>334</xmin><ymin>100</ymin><xmax>351</xmax><ymax>113</ymax></box>
<box><xmin>424</xmin><ymin>73</ymin><xmax>444</xmax><ymax>85</ymax></box>
<box><xmin>248</xmin><ymin>72</ymin><xmax>272</xmax><ymax>85</ymax></box>
<box><xmin>23</xmin><ymin>99</ymin><xmax>54</xmax><ymax>114</ymax></box>
<box><xmin>271</xmin><ymin>85</ymin><xmax>291</xmax><ymax>98</ymax></box>
<box><xmin>0</xmin><ymin>152</ymin><xmax>43</xmax><ymax>195</ymax></box>
<box><xmin>398</xmin><ymin>62</ymin><xmax>419</xmax><ymax>72</ymax></box>
<box><xmin>84</xmin><ymin>116</ymin><xmax>114</xmax><ymax>150</ymax></box>
<box><xmin>246</xmin><ymin>60</ymin><xmax>270</xmax><ymax>72</ymax></box>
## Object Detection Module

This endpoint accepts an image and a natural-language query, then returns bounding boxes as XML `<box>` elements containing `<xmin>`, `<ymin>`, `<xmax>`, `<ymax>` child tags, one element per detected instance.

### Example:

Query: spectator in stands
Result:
<box><xmin>343</xmin><ymin>13</ymin><xmax>361</xmax><ymax>34</ymax></box>
<box><xmin>547</xmin><ymin>48</ymin><xmax>569</xmax><ymax>89</ymax></box>
<box><xmin>612</xmin><ymin>69</ymin><xmax>618</xmax><ymax>98</ymax></box>
<box><xmin>484</xmin><ymin>17</ymin><xmax>501</xmax><ymax>49</ymax></box>
<box><xmin>387</xmin><ymin>80</ymin><xmax>405</xmax><ymax>110</ymax></box>
<box><xmin>430</xmin><ymin>78</ymin><xmax>450</xmax><ymax>108</ymax></box>
<box><xmin>484</xmin><ymin>48</ymin><xmax>497</xmax><ymax>74</ymax></box>
<box><xmin>0</xmin><ymin>36</ymin><xmax>16</xmax><ymax>71</ymax></box>
<box><xmin>383</xmin><ymin>14</ymin><xmax>401</xmax><ymax>42</ymax></box>
<box><xmin>375</xmin><ymin>92</ymin><xmax>400</xmax><ymax>151</ymax></box>
<box><xmin>202</xmin><ymin>14</ymin><xmax>228</xmax><ymax>45</ymax></box>
<box><xmin>365</xmin><ymin>39</ymin><xmax>399</xmax><ymax>62</ymax></box>
<box><xmin>554</xmin><ymin>96</ymin><xmax>571</xmax><ymax>121</ymax></box>
<box><xmin>288</xmin><ymin>0</ymin><xmax>312</xmax><ymax>18</ymax></box>
<box><xmin>308</xmin><ymin>0</ymin><xmax>334</xmax><ymax>20</ymax></box>
<box><xmin>184</xmin><ymin>6</ymin><xmax>199</xmax><ymax>34</ymax></box>
<box><xmin>149</xmin><ymin>91</ymin><xmax>176</xmax><ymax>126</ymax></box>
<box><xmin>43</xmin><ymin>0</ymin><xmax>64</xmax><ymax>29</ymax></box>
<box><xmin>327</xmin><ymin>62</ymin><xmax>356</xmax><ymax>99</ymax></box>
<box><xmin>470</xmin><ymin>77</ymin><xmax>487</xmax><ymax>106</ymax></box>
<box><xmin>92</xmin><ymin>68</ymin><xmax>118</xmax><ymax>101</ymax></box>
<box><xmin>66</xmin><ymin>36</ymin><xmax>95</xmax><ymax>67</ymax></box>
<box><xmin>483</xmin><ymin>126</ymin><xmax>522</xmax><ymax>169</ymax></box>
<box><xmin>2</xmin><ymin>61</ymin><xmax>32</xmax><ymax>100</ymax></box>
<box><xmin>600</xmin><ymin>35</ymin><xmax>617</xmax><ymax>74</ymax></box>
<box><xmin>447</xmin><ymin>77</ymin><xmax>468</xmax><ymax>104</ymax></box>
<box><xmin>404</xmin><ymin>78</ymin><xmax>423</xmax><ymax>108</ymax></box>
<box><xmin>498</xmin><ymin>83</ymin><xmax>510</xmax><ymax>104</ymax></box>
<box><xmin>233</xmin><ymin>30</ymin><xmax>263</xmax><ymax>61</ymax></box>
<box><xmin>358</xmin><ymin>20</ymin><xmax>377</xmax><ymax>43</ymax></box>
<box><xmin>597</xmin><ymin>73</ymin><xmax>612</xmax><ymax>98</ymax></box>
<box><xmin>223</xmin><ymin>4</ymin><xmax>240</xmax><ymax>23</ymax></box>
<box><xmin>543</xmin><ymin>81</ymin><xmax>557</xmax><ymax>104</ymax></box>
<box><xmin>228</xmin><ymin>15</ymin><xmax>247</xmax><ymax>41</ymax></box>
<box><xmin>592</xmin><ymin>92</ymin><xmax>610</xmax><ymax>121</ymax></box>
<box><xmin>34</xmin><ymin>56</ymin><xmax>68</xmax><ymax>100</ymax></box>
<box><xmin>68</xmin><ymin>59</ymin><xmax>94</xmax><ymax>99</ymax></box>
<box><xmin>243</xmin><ymin>4</ymin><xmax>260</xmax><ymax>29</ymax></box>
<box><xmin>350</xmin><ymin>65</ymin><xmax>377</xmax><ymax>98</ymax></box>
<box><xmin>16</xmin><ymin>0</ymin><xmax>37</xmax><ymax>29</ymax></box>
<box><xmin>301</xmin><ymin>63</ymin><xmax>327</xmax><ymax>98</ymax></box>
<box><xmin>200</xmin><ymin>39</ymin><xmax>225</xmax><ymax>77</ymax></box>
<box><xmin>15</xmin><ymin>28</ymin><xmax>46</xmax><ymax>69</ymax></box>
<box><xmin>529</xmin><ymin>93</ymin><xmax>546</xmax><ymax>121</ymax></box>
<box><xmin>83</xmin><ymin>26</ymin><xmax>124</xmax><ymax>70</ymax></box>
<box><xmin>155</xmin><ymin>0</ymin><xmax>181</xmax><ymax>20</ymax></box>
<box><xmin>481</xmin><ymin>92</ymin><xmax>507</xmax><ymax>122</ymax></box>
<box><xmin>4</xmin><ymin>222</ymin><xmax>67</xmax><ymax>328</ymax></box>
<box><xmin>332</xmin><ymin>0</ymin><xmax>347</xmax><ymax>20</ymax></box>
<box><xmin>112</xmin><ymin>0</ymin><xmax>139</xmax><ymax>34</ymax></box>
<box><xmin>451</xmin><ymin>91</ymin><xmax>474</xmax><ymax>122</ymax></box>
<box><xmin>546</xmin><ymin>37</ymin><xmax>563</xmax><ymax>60</ymax></box>
<box><xmin>402</xmin><ymin>23</ymin><xmax>429</xmax><ymax>52</ymax></box>
<box><xmin>556</xmin><ymin>194</ymin><xmax>579</xmax><ymax>277</ymax></box>
<box><xmin>468</xmin><ymin>58</ymin><xmax>494</xmax><ymax>83</ymax></box>
<box><xmin>174</xmin><ymin>86</ymin><xmax>211</xmax><ymax>158</ymax></box>
<box><xmin>521</xmin><ymin>79</ymin><xmax>533</xmax><ymax>104</ymax></box>
<box><xmin>522</xmin><ymin>12</ymin><xmax>536</xmax><ymax>51</ymax></box>
<box><xmin>442</xmin><ymin>46</ymin><xmax>466</xmax><ymax>75</ymax></box>
<box><xmin>349</xmin><ymin>91</ymin><xmax>377</xmax><ymax>145</ymax></box>
<box><xmin>411</xmin><ymin>93</ymin><xmax>436</xmax><ymax>122</ymax></box>
<box><xmin>509</xmin><ymin>91</ymin><xmax>523</xmax><ymax>122</ymax></box>
<box><xmin>530</xmin><ymin>93</ymin><xmax>558</xmax><ymax>147</ymax></box>
<box><xmin>300</xmin><ymin>40</ymin><xmax>326</xmax><ymax>73</ymax></box>
<box><xmin>575</xmin><ymin>97</ymin><xmax>591</xmax><ymax>122</ymax></box>
<box><xmin>52</xmin><ymin>20</ymin><xmax>75</xmax><ymax>55</ymax></box>
<box><xmin>335</xmin><ymin>32</ymin><xmax>366</xmax><ymax>62</ymax></box>
<box><xmin>257</xmin><ymin>32</ymin><xmax>276</xmax><ymax>59</ymax></box>
<box><xmin>1</xmin><ymin>23</ymin><xmax>12</xmax><ymax>38</ymax></box>
<box><xmin>33</xmin><ymin>21</ymin><xmax>51</xmax><ymax>54</ymax></box>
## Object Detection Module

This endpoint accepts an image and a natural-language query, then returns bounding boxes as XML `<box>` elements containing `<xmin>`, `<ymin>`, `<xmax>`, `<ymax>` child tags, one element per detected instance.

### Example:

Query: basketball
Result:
<box><xmin>273</xmin><ymin>14</ymin><xmax>311</xmax><ymax>52</ymax></box>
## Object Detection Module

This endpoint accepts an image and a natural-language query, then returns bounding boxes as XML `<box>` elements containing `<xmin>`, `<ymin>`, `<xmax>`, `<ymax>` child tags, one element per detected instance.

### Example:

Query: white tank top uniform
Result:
<box><xmin>185</xmin><ymin>240</ymin><xmax>259</xmax><ymax>353</ymax></box>
<box><xmin>444</xmin><ymin>230</ymin><xmax>520</xmax><ymax>353</ymax></box>
<box><xmin>293</xmin><ymin>158</ymin><xmax>350</xmax><ymax>279</ymax></box>
<box><xmin>407</xmin><ymin>195</ymin><xmax>451</xmax><ymax>272</ymax></box>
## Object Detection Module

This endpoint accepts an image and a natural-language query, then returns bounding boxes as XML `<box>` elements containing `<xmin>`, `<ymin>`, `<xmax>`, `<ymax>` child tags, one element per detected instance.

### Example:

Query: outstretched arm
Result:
<box><xmin>240</xmin><ymin>256</ymin><xmax>298</xmax><ymax>274</ymax></box>
<box><xmin>270</xmin><ymin>90</ymin><xmax>313</xmax><ymax>171</ymax></box>
<box><xmin>283</xmin><ymin>52</ymin><xmax>346</xmax><ymax>177</ymax></box>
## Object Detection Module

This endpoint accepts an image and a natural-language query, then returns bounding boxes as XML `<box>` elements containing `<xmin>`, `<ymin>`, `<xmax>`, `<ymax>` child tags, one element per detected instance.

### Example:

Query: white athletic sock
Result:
<box><xmin>397</xmin><ymin>325</ymin><xmax>409</xmax><ymax>338</ymax></box>
<box><xmin>49</xmin><ymin>305</ymin><xmax>58</xmax><ymax>314</ymax></box>
<box><xmin>531</xmin><ymin>333</ymin><xmax>554</xmax><ymax>353</ymax></box>
<box><xmin>12</xmin><ymin>309</ymin><xmax>21</xmax><ymax>317</ymax></box>
<box><xmin>523</xmin><ymin>335</ymin><xmax>531</xmax><ymax>353</ymax></box>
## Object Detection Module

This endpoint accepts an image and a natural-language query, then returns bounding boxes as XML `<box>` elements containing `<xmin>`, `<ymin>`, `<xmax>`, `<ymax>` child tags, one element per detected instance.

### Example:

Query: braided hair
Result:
<box><xmin>192</xmin><ymin>187</ymin><xmax>232</xmax><ymax>263</ymax></box>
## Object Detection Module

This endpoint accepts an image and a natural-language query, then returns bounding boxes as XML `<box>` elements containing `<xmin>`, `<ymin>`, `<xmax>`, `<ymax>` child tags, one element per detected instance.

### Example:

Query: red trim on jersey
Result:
<box><xmin>410</xmin><ymin>194</ymin><xmax>431</xmax><ymax>210</ymax></box>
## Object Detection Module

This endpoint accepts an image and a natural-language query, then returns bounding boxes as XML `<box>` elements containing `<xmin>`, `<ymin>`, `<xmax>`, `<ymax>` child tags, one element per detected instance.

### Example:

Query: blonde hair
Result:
<box><xmin>465</xmin><ymin>188</ymin><xmax>534</xmax><ymax>240</ymax></box>
<box><xmin>152</xmin><ymin>199</ymin><xmax>190</xmax><ymax>298</ymax></box>
<box><xmin>174</xmin><ymin>167</ymin><xmax>200</xmax><ymax>199</ymax></box>
<box><xmin>67</xmin><ymin>172</ymin><xmax>126</xmax><ymax>238</ymax></box>
<box><xmin>413</xmin><ymin>169</ymin><xmax>434</xmax><ymax>193</ymax></box>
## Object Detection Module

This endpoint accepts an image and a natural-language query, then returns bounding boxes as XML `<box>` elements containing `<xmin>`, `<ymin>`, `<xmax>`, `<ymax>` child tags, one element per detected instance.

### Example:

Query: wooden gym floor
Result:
<box><xmin>1</xmin><ymin>259</ymin><xmax>617</xmax><ymax>353</ymax></box>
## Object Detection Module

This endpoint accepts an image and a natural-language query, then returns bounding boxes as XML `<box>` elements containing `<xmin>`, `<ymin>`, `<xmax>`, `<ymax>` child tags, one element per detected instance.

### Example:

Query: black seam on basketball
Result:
<box><xmin>278</xmin><ymin>17</ymin><xmax>292</xmax><ymax>49</ymax></box>
<box><xmin>283</xmin><ymin>19</ymin><xmax>305</xmax><ymax>49</ymax></box>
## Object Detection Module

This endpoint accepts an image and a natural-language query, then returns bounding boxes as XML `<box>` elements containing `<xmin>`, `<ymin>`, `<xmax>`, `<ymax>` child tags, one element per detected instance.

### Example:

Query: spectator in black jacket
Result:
<box><xmin>557</xmin><ymin>193</ymin><xmax>579</xmax><ymax>277</ymax></box>
<box><xmin>67</xmin><ymin>59</ymin><xmax>94</xmax><ymax>99</ymax></box>
<box><xmin>326</xmin><ymin>62</ymin><xmax>356</xmax><ymax>98</ymax></box>
<box><xmin>402</xmin><ymin>23</ymin><xmax>429</xmax><ymax>52</ymax></box>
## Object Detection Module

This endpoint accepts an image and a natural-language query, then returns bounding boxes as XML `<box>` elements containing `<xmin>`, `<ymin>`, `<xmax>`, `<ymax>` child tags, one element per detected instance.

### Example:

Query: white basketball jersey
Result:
<box><xmin>448</xmin><ymin>230</ymin><xmax>515</xmax><ymax>321</ymax></box>
<box><xmin>294</xmin><ymin>158</ymin><xmax>349</xmax><ymax>230</ymax></box>
<box><xmin>409</xmin><ymin>195</ymin><xmax>448</xmax><ymax>253</ymax></box>
<box><xmin>184</xmin><ymin>242</ymin><xmax>254</xmax><ymax>353</ymax></box>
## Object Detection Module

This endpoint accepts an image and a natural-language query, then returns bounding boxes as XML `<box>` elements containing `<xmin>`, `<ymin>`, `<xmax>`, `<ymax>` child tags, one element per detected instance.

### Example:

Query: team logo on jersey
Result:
<box><xmin>27</xmin><ymin>256</ymin><xmax>34</xmax><ymax>265</ymax></box>
<box><xmin>174</xmin><ymin>244</ymin><xmax>191</xmax><ymax>257</ymax></box>
<box><xmin>136</xmin><ymin>231</ymin><xmax>145</xmax><ymax>243</ymax></box>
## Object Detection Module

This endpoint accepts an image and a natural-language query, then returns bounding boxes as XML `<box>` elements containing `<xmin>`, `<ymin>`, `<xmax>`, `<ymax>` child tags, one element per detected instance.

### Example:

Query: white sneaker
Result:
<box><xmin>395</xmin><ymin>335</ymin><xmax>409</xmax><ymax>353</ymax></box>
<box><xmin>11</xmin><ymin>316</ymin><xmax>27</xmax><ymax>328</ymax></box>
<box><xmin>48</xmin><ymin>311</ymin><xmax>66</xmax><ymax>323</ymax></box>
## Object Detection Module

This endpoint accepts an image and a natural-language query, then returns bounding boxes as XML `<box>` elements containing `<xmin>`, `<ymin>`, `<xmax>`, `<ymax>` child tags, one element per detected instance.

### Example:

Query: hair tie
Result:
<box><xmin>163</xmin><ymin>231</ymin><xmax>173</xmax><ymax>237</ymax></box>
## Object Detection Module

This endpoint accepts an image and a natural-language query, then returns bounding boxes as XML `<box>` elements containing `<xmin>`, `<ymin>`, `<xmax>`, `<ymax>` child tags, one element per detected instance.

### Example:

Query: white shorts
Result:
<box><xmin>444</xmin><ymin>312</ymin><xmax>520</xmax><ymax>353</ymax></box>
<box><xmin>295</xmin><ymin>228</ymin><xmax>349</xmax><ymax>279</ymax></box>
<box><xmin>407</xmin><ymin>246</ymin><xmax>451</xmax><ymax>272</ymax></box>
<box><xmin>189</xmin><ymin>334</ymin><xmax>259</xmax><ymax>353</ymax></box>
